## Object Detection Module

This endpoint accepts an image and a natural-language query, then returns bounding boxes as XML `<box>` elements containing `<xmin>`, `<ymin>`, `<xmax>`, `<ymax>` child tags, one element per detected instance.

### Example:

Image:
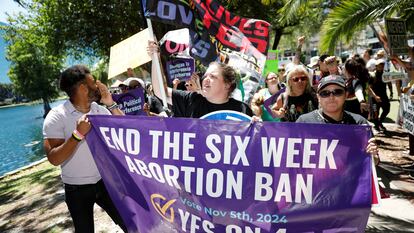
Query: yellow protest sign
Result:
<box><xmin>108</xmin><ymin>28</ymin><xmax>151</xmax><ymax>79</ymax></box>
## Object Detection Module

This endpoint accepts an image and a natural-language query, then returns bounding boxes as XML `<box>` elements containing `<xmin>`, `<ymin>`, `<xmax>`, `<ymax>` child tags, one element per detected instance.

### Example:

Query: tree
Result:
<box><xmin>30</xmin><ymin>0</ymin><xmax>147</xmax><ymax>59</ymax></box>
<box><xmin>0</xmin><ymin>83</ymin><xmax>14</xmax><ymax>101</ymax></box>
<box><xmin>319</xmin><ymin>0</ymin><xmax>414</xmax><ymax>53</ymax></box>
<box><xmin>265</xmin><ymin>0</ymin><xmax>337</xmax><ymax>50</ymax></box>
<box><xmin>2</xmin><ymin>5</ymin><xmax>64</xmax><ymax>117</ymax></box>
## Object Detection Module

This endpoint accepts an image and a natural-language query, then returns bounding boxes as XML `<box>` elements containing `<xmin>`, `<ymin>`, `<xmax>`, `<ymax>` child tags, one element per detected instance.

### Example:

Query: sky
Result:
<box><xmin>0</xmin><ymin>0</ymin><xmax>26</xmax><ymax>23</ymax></box>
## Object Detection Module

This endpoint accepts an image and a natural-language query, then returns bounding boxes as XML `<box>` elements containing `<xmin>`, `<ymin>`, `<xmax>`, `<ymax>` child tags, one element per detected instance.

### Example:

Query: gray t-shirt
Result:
<box><xmin>43</xmin><ymin>100</ymin><xmax>110</xmax><ymax>185</ymax></box>
<box><xmin>296</xmin><ymin>109</ymin><xmax>368</xmax><ymax>125</ymax></box>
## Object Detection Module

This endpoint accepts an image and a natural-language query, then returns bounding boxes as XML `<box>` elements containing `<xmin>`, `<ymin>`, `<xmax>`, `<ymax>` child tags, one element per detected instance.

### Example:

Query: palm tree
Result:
<box><xmin>280</xmin><ymin>0</ymin><xmax>413</xmax><ymax>53</ymax></box>
<box><xmin>320</xmin><ymin>0</ymin><xmax>414</xmax><ymax>53</ymax></box>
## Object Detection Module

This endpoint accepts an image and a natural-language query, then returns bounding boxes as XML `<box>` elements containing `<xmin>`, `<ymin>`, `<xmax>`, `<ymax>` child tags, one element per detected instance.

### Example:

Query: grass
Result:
<box><xmin>0</xmin><ymin>161</ymin><xmax>66</xmax><ymax>232</ymax></box>
<box><xmin>0</xmin><ymin>160</ymin><xmax>119</xmax><ymax>232</ymax></box>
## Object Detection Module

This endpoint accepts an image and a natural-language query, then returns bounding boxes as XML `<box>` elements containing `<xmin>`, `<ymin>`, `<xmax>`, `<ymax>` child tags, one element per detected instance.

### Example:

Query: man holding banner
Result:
<box><xmin>297</xmin><ymin>75</ymin><xmax>379</xmax><ymax>162</ymax></box>
<box><xmin>43</xmin><ymin>65</ymin><xmax>126</xmax><ymax>232</ymax></box>
<box><xmin>148</xmin><ymin>41</ymin><xmax>253</xmax><ymax>118</ymax></box>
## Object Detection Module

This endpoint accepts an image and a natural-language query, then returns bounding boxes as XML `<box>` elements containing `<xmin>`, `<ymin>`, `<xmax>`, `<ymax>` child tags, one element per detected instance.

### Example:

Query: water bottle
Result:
<box><xmin>289</xmin><ymin>104</ymin><xmax>296</xmax><ymax>121</ymax></box>
<box><xmin>290</xmin><ymin>104</ymin><xmax>296</xmax><ymax>115</ymax></box>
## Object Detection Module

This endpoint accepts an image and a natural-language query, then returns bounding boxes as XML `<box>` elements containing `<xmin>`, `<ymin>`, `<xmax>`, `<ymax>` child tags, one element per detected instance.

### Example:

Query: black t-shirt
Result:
<box><xmin>172</xmin><ymin>90</ymin><xmax>253</xmax><ymax>118</ymax></box>
<box><xmin>369</xmin><ymin>71</ymin><xmax>387</xmax><ymax>98</ymax></box>
<box><xmin>281</xmin><ymin>92</ymin><xmax>318</xmax><ymax>122</ymax></box>
<box><xmin>296</xmin><ymin>109</ymin><xmax>368</xmax><ymax>125</ymax></box>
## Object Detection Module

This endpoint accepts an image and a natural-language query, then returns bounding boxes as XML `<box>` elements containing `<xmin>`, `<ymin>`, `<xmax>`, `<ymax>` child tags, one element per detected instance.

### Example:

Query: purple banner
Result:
<box><xmin>166</xmin><ymin>58</ymin><xmax>195</xmax><ymax>82</ymax></box>
<box><xmin>112</xmin><ymin>88</ymin><xmax>145</xmax><ymax>115</ymax></box>
<box><xmin>87</xmin><ymin>116</ymin><xmax>372</xmax><ymax>233</ymax></box>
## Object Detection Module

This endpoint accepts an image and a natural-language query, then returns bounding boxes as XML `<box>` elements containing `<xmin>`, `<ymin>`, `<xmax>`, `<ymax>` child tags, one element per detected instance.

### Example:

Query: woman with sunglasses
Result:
<box><xmin>250</xmin><ymin>72</ymin><xmax>283</xmax><ymax>121</ymax></box>
<box><xmin>272</xmin><ymin>65</ymin><xmax>318</xmax><ymax>122</ymax></box>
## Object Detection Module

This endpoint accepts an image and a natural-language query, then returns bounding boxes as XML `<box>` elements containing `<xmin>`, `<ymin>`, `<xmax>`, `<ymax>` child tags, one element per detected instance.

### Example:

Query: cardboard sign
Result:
<box><xmin>108</xmin><ymin>29</ymin><xmax>151</xmax><ymax>79</ymax></box>
<box><xmin>385</xmin><ymin>18</ymin><xmax>408</xmax><ymax>56</ymax></box>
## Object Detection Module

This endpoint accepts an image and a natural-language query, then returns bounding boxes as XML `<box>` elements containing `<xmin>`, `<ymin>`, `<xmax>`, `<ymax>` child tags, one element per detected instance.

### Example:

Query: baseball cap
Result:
<box><xmin>376</xmin><ymin>58</ymin><xmax>386</xmax><ymax>65</ymax></box>
<box><xmin>317</xmin><ymin>75</ymin><xmax>346</xmax><ymax>92</ymax></box>
<box><xmin>123</xmin><ymin>77</ymin><xmax>145</xmax><ymax>88</ymax></box>
<box><xmin>307</xmin><ymin>56</ymin><xmax>320</xmax><ymax>68</ymax></box>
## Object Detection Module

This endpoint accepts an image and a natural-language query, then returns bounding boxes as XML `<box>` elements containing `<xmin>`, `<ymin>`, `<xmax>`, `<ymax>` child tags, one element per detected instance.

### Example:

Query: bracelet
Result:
<box><xmin>73</xmin><ymin>129</ymin><xmax>85</xmax><ymax>141</ymax></box>
<box><xmin>72</xmin><ymin>132</ymin><xmax>82</xmax><ymax>142</ymax></box>
<box><xmin>106</xmin><ymin>102</ymin><xmax>118</xmax><ymax>111</ymax></box>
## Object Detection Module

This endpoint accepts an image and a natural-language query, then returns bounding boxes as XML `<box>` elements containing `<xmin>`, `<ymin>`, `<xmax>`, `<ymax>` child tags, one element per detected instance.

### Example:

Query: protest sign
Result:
<box><xmin>108</xmin><ymin>29</ymin><xmax>151</xmax><ymax>79</ymax></box>
<box><xmin>385</xmin><ymin>18</ymin><xmax>408</xmax><ymax>56</ymax></box>
<box><xmin>166</xmin><ymin>58</ymin><xmax>195</xmax><ymax>82</ymax></box>
<box><xmin>142</xmin><ymin>0</ymin><xmax>270</xmax><ymax>103</ymax></box>
<box><xmin>87</xmin><ymin>115</ymin><xmax>372</xmax><ymax>233</ymax></box>
<box><xmin>112</xmin><ymin>88</ymin><xmax>145</xmax><ymax>115</ymax></box>
<box><xmin>263</xmin><ymin>50</ymin><xmax>279</xmax><ymax>76</ymax></box>
<box><xmin>142</xmin><ymin>0</ymin><xmax>270</xmax><ymax>55</ymax></box>
<box><xmin>382</xmin><ymin>72</ymin><xmax>407</xmax><ymax>83</ymax></box>
<box><xmin>159</xmin><ymin>28</ymin><xmax>191</xmax><ymax>57</ymax></box>
<box><xmin>401</xmin><ymin>94</ymin><xmax>414</xmax><ymax>135</ymax></box>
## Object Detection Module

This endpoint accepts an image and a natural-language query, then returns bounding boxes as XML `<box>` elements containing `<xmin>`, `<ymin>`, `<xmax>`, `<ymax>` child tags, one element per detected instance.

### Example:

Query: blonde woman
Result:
<box><xmin>272</xmin><ymin>65</ymin><xmax>318</xmax><ymax>122</ymax></box>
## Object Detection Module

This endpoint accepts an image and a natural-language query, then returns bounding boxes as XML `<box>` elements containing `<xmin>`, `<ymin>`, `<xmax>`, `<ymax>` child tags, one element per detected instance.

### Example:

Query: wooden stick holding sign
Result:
<box><xmin>147</xmin><ymin>19</ymin><xmax>169</xmax><ymax>109</ymax></box>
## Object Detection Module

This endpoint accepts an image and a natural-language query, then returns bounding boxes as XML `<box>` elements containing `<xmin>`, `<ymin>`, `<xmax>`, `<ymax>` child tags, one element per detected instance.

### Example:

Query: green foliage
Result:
<box><xmin>2</xmin><ymin>5</ymin><xmax>63</xmax><ymax>104</ymax></box>
<box><xmin>35</xmin><ymin>0</ymin><xmax>147</xmax><ymax>59</ymax></box>
<box><xmin>0</xmin><ymin>83</ymin><xmax>14</xmax><ymax>100</ymax></box>
<box><xmin>319</xmin><ymin>0</ymin><xmax>414</xmax><ymax>53</ymax></box>
<box><xmin>91</xmin><ymin>59</ymin><xmax>108</xmax><ymax>84</ymax></box>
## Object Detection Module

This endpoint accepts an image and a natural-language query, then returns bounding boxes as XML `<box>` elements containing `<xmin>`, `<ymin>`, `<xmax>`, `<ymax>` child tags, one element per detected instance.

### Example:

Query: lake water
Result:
<box><xmin>0</xmin><ymin>100</ymin><xmax>65</xmax><ymax>176</ymax></box>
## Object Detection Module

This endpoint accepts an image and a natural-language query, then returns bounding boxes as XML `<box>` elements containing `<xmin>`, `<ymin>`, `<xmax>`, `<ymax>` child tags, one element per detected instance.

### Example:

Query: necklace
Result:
<box><xmin>72</xmin><ymin>102</ymin><xmax>91</xmax><ymax>112</ymax></box>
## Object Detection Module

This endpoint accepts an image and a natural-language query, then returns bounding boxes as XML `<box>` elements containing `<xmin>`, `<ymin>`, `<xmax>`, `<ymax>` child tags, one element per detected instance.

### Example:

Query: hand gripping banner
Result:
<box><xmin>86</xmin><ymin>115</ymin><xmax>372</xmax><ymax>233</ymax></box>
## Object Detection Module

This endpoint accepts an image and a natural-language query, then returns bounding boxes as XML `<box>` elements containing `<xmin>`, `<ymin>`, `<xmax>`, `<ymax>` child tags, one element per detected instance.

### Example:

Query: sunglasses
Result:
<box><xmin>319</xmin><ymin>89</ymin><xmax>345</xmax><ymax>98</ymax></box>
<box><xmin>266</xmin><ymin>76</ymin><xmax>277</xmax><ymax>81</ymax></box>
<box><xmin>185</xmin><ymin>83</ymin><xmax>193</xmax><ymax>87</ymax></box>
<box><xmin>291</xmin><ymin>76</ymin><xmax>308</xmax><ymax>82</ymax></box>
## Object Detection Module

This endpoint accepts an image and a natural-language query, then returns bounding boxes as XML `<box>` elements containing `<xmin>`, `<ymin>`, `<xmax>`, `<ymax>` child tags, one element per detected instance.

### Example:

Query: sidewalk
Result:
<box><xmin>366</xmin><ymin>89</ymin><xmax>414</xmax><ymax>232</ymax></box>
<box><xmin>367</xmin><ymin>163</ymin><xmax>414</xmax><ymax>232</ymax></box>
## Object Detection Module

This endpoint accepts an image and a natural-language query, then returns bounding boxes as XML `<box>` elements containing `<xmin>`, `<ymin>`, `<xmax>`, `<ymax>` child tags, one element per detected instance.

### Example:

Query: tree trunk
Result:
<box><xmin>43</xmin><ymin>97</ymin><xmax>51</xmax><ymax>118</ymax></box>
<box><xmin>272</xmin><ymin>28</ymin><xmax>284</xmax><ymax>50</ymax></box>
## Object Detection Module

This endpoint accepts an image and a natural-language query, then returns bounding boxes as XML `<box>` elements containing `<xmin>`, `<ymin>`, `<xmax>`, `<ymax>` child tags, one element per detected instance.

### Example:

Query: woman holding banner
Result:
<box><xmin>147</xmin><ymin>41</ymin><xmax>253</xmax><ymax>118</ymax></box>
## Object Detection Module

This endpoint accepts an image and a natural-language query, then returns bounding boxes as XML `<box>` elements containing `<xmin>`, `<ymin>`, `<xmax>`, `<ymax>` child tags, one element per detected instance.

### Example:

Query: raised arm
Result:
<box><xmin>97</xmin><ymin>80</ymin><xmax>124</xmax><ymax>115</ymax></box>
<box><xmin>390</xmin><ymin>55</ymin><xmax>410</xmax><ymax>71</ymax></box>
<box><xmin>294</xmin><ymin>36</ymin><xmax>305</xmax><ymax>65</ymax></box>
<box><xmin>147</xmin><ymin>40</ymin><xmax>172</xmax><ymax>105</ymax></box>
